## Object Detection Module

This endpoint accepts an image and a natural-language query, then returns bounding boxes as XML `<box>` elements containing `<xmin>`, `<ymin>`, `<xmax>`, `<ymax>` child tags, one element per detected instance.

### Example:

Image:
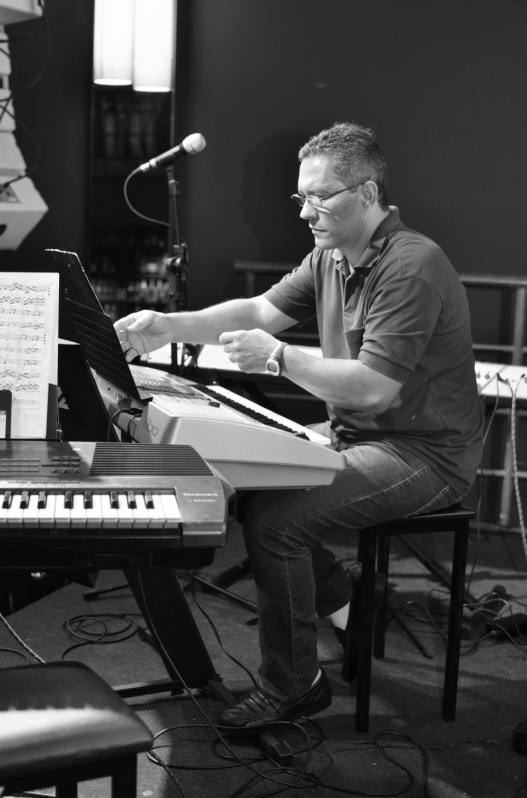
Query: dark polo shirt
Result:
<box><xmin>264</xmin><ymin>208</ymin><xmax>484</xmax><ymax>497</ymax></box>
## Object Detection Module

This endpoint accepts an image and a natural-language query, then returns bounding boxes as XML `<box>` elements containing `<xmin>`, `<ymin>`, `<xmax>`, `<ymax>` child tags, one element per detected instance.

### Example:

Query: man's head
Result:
<box><xmin>294</xmin><ymin>122</ymin><xmax>390</xmax><ymax>259</ymax></box>
<box><xmin>298</xmin><ymin>122</ymin><xmax>389</xmax><ymax>210</ymax></box>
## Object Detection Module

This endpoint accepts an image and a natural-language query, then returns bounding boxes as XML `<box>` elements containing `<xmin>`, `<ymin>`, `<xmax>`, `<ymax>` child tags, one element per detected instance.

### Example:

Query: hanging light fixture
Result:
<box><xmin>93</xmin><ymin>0</ymin><xmax>133</xmax><ymax>86</ymax></box>
<box><xmin>133</xmin><ymin>0</ymin><xmax>175</xmax><ymax>92</ymax></box>
<box><xmin>93</xmin><ymin>0</ymin><xmax>175</xmax><ymax>92</ymax></box>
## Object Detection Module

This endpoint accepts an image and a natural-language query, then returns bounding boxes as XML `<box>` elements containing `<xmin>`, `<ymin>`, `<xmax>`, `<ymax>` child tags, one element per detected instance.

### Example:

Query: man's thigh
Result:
<box><xmin>244</xmin><ymin>441</ymin><xmax>458</xmax><ymax>546</ymax></box>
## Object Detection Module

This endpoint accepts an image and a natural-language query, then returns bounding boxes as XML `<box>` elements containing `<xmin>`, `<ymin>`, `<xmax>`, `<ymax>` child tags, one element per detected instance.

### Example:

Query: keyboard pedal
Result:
<box><xmin>260</xmin><ymin>732</ymin><xmax>294</xmax><ymax>767</ymax></box>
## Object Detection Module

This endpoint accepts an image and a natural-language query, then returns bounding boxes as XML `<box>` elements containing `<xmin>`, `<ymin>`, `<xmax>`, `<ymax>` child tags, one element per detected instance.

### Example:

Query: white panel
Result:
<box><xmin>0</xmin><ymin>35</ymin><xmax>11</xmax><ymax>76</ymax></box>
<box><xmin>0</xmin><ymin>0</ymin><xmax>43</xmax><ymax>26</ymax></box>
<box><xmin>0</xmin><ymin>87</ymin><xmax>15</xmax><ymax>132</ymax></box>
<box><xmin>0</xmin><ymin>131</ymin><xmax>25</xmax><ymax>176</ymax></box>
<box><xmin>0</xmin><ymin>176</ymin><xmax>47</xmax><ymax>249</ymax></box>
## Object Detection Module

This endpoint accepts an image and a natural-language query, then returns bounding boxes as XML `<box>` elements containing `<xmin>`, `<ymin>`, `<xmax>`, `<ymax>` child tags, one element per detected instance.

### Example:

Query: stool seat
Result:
<box><xmin>0</xmin><ymin>661</ymin><xmax>153</xmax><ymax>797</ymax></box>
<box><xmin>354</xmin><ymin>503</ymin><xmax>474</xmax><ymax>733</ymax></box>
<box><xmin>370</xmin><ymin>503</ymin><xmax>475</xmax><ymax>533</ymax></box>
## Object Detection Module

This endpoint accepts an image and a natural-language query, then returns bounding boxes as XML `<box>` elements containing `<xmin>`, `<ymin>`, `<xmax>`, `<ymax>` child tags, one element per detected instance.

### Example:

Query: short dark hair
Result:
<box><xmin>298</xmin><ymin>122</ymin><xmax>389</xmax><ymax>210</ymax></box>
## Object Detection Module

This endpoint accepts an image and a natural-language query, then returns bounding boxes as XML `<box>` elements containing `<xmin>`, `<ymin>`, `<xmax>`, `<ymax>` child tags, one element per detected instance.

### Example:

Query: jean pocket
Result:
<box><xmin>403</xmin><ymin>483</ymin><xmax>462</xmax><ymax>517</ymax></box>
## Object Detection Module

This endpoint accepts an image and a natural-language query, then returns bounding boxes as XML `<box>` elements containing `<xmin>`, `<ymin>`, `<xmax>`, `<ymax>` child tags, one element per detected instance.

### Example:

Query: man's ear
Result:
<box><xmin>362</xmin><ymin>180</ymin><xmax>378</xmax><ymax>207</ymax></box>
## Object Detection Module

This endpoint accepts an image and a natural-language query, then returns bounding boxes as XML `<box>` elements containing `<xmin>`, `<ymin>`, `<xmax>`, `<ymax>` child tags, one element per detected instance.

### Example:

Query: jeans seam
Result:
<box><xmin>402</xmin><ymin>483</ymin><xmax>458</xmax><ymax>517</ymax></box>
<box><xmin>282</xmin><ymin>464</ymin><xmax>430</xmax><ymax>536</ymax></box>
<box><xmin>281</xmin><ymin>526</ymin><xmax>301</xmax><ymax>697</ymax></box>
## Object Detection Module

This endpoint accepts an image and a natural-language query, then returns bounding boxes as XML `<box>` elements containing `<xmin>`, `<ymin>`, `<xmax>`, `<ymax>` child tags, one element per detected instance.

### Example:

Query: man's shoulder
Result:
<box><xmin>384</xmin><ymin>222</ymin><xmax>455</xmax><ymax>277</ymax></box>
<box><xmin>372</xmin><ymin>221</ymin><xmax>463</xmax><ymax>301</ymax></box>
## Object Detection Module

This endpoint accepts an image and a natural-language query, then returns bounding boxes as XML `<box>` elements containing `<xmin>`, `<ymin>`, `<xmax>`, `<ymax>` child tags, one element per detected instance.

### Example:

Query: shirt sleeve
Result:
<box><xmin>263</xmin><ymin>251</ymin><xmax>318</xmax><ymax>324</ymax></box>
<box><xmin>359</xmin><ymin>262</ymin><xmax>445</xmax><ymax>384</ymax></box>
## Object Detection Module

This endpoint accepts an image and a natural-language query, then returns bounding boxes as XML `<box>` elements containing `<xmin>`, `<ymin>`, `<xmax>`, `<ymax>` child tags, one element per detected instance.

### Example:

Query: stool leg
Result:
<box><xmin>355</xmin><ymin>529</ymin><xmax>378</xmax><ymax>734</ymax></box>
<box><xmin>111</xmin><ymin>755</ymin><xmax>138</xmax><ymax>798</ymax></box>
<box><xmin>373</xmin><ymin>535</ymin><xmax>390</xmax><ymax>659</ymax></box>
<box><xmin>442</xmin><ymin>522</ymin><xmax>469</xmax><ymax>721</ymax></box>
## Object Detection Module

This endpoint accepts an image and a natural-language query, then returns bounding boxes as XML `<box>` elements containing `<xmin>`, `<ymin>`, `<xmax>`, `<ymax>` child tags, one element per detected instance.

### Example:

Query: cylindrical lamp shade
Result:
<box><xmin>93</xmin><ymin>0</ymin><xmax>134</xmax><ymax>86</ymax></box>
<box><xmin>133</xmin><ymin>0</ymin><xmax>175</xmax><ymax>92</ymax></box>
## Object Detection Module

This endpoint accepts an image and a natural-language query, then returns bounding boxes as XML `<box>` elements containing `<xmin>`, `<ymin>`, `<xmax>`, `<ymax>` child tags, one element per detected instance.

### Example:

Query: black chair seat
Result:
<box><xmin>0</xmin><ymin>661</ymin><xmax>153</xmax><ymax>797</ymax></box>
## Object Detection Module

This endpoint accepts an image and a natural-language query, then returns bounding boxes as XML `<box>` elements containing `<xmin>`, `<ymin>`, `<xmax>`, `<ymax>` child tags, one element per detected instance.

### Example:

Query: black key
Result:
<box><xmin>83</xmin><ymin>491</ymin><xmax>93</xmax><ymax>509</ymax></box>
<box><xmin>38</xmin><ymin>490</ymin><xmax>47</xmax><ymax>509</ymax></box>
<box><xmin>2</xmin><ymin>491</ymin><xmax>12</xmax><ymax>509</ymax></box>
<box><xmin>20</xmin><ymin>490</ymin><xmax>29</xmax><ymax>509</ymax></box>
<box><xmin>64</xmin><ymin>490</ymin><xmax>73</xmax><ymax>510</ymax></box>
<box><xmin>144</xmin><ymin>491</ymin><xmax>154</xmax><ymax>510</ymax></box>
<box><xmin>110</xmin><ymin>491</ymin><xmax>119</xmax><ymax>510</ymax></box>
<box><xmin>127</xmin><ymin>491</ymin><xmax>137</xmax><ymax>510</ymax></box>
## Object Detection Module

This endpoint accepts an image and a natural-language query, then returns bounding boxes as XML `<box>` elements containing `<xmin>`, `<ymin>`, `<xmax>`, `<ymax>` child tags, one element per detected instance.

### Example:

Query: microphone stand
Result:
<box><xmin>164</xmin><ymin>165</ymin><xmax>201</xmax><ymax>376</ymax></box>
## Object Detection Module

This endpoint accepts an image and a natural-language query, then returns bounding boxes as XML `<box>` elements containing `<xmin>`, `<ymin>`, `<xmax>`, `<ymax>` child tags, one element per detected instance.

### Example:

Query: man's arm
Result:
<box><xmin>115</xmin><ymin>294</ymin><xmax>402</xmax><ymax>413</ymax></box>
<box><xmin>220</xmin><ymin>331</ymin><xmax>403</xmax><ymax>413</ymax></box>
<box><xmin>114</xmin><ymin>296</ymin><xmax>297</xmax><ymax>362</ymax></box>
<box><xmin>281</xmin><ymin>346</ymin><xmax>402</xmax><ymax>413</ymax></box>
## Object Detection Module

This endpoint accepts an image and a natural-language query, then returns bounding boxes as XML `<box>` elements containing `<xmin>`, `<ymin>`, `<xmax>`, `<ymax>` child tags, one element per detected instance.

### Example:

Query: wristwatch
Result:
<box><xmin>265</xmin><ymin>342</ymin><xmax>288</xmax><ymax>376</ymax></box>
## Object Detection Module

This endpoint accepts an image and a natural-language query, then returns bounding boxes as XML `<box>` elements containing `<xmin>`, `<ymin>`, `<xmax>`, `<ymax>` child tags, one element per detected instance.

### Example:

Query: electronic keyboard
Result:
<box><xmin>96</xmin><ymin>364</ymin><xmax>347</xmax><ymax>490</ymax></box>
<box><xmin>0</xmin><ymin>440</ymin><xmax>231</xmax><ymax>551</ymax></box>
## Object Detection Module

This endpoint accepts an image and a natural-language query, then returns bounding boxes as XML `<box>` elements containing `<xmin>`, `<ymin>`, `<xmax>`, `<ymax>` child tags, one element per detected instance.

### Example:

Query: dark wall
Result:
<box><xmin>173</xmin><ymin>0</ymin><xmax>527</xmax><ymax>314</ymax></box>
<box><xmin>0</xmin><ymin>0</ymin><xmax>93</xmax><ymax>272</ymax></box>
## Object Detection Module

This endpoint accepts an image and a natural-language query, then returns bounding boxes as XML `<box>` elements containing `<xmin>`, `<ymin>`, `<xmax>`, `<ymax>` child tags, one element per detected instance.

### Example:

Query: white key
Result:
<box><xmin>100</xmin><ymin>493</ymin><xmax>119</xmax><ymax>528</ymax></box>
<box><xmin>85</xmin><ymin>493</ymin><xmax>103</xmax><ymax>529</ymax></box>
<box><xmin>0</xmin><ymin>494</ymin><xmax>9</xmax><ymax>528</ymax></box>
<box><xmin>6</xmin><ymin>494</ymin><xmax>23</xmax><ymax>528</ymax></box>
<box><xmin>146</xmin><ymin>493</ymin><xmax>165</xmax><ymax>529</ymax></box>
<box><xmin>116</xmin><ymin>493</ymin><xmax>134</xmax><ymax>528</ymax></box>
<box><xmin>160</xmin><ymin>493</ymin><xmax>181</xmax><ymax>530</ymax></box>
<box><xmin>22</xmin><ymin>493</ymin><xmax>40</xmax><ymax>528</ymax></box>
<box><xmin>70</xmin><ymin>493</ymin><xmax>87</xmax><ymax>529</ymax></box>
<box><xmin>38</xmin><ymin>493</ymin><xmax>56</xmax><ymax>528</ymax></box>
<box><xmin>54</xmin><ymin>494</ymin><xmax>71</xmax><ymax>528</ymax></box>
<box><xmin>132</xmin><ymin>494</ymin><xmax>150</xmax><ymax>528</ymax></box>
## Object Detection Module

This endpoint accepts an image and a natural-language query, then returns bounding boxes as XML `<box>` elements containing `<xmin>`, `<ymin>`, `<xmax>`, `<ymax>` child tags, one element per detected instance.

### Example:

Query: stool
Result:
<box><xmin>352</xmin><ymin>503</ymin><xmax>475</xmax><ymax>733</ymax></box>
<box><xmin>0</xmin><ymin>661</ymin><xmax>153</xmax><ymax>797</ymax></box>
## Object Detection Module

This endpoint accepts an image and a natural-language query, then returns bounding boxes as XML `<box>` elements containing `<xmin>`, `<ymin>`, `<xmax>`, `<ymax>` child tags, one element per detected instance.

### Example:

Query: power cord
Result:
<box><xmin>508</xmin><ymin>373</ymin><xmax>527</xmax><ymax>559</ymax></box>
<box><xmin>61</xmin><ymin>612</ymin><xmax>139</xmax><ymax>660</ymax></box>
<box><xmin>0</xmin><ymin>610</ymin><xmax>45</xmax><ymax>664</ymax></box>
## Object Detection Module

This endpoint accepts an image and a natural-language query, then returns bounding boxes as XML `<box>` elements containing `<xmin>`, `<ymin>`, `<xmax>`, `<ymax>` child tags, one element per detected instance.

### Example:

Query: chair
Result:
<box><xmin>0</xmin><ymin>661</ymin><xmax>153</xmax><ymax>797</ymax></box>
<box><xmin>352</xmin><ymin>503</ymin><xmax>475</xmax><ymax>733</ymax></box>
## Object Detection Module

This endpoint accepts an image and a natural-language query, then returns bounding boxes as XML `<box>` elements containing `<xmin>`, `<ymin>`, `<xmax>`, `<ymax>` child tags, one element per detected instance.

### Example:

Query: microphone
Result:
<box><xmin>136</xmin><ymin>133</ymin><xmax>206</xmax><ymax>173</ymax></box>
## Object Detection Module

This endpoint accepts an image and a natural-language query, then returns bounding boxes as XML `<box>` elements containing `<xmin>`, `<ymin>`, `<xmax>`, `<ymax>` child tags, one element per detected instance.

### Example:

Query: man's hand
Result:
<box><xmin>114</xmin><ymin>310</ymin><xmax>174</xmax><ymax>362</ymax></box>
<box><xmin>219</xmin><ymin>329</ymin><xmax>279</xmax><ymax>373</ymax></box>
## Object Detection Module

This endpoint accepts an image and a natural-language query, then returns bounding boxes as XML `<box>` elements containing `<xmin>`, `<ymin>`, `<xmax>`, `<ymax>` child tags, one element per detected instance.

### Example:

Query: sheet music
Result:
<box><xmin>0</xmin><ymin>273</ymin><xmax>59</xmax><ymax>438</ymax></box>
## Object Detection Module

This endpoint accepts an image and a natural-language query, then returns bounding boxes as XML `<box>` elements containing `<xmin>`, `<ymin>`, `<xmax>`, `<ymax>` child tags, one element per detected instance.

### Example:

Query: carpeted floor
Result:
<box><xmin>1</xmin><ymin>518</ymin><xmax>526</xmax><ymax>798</ymax></box>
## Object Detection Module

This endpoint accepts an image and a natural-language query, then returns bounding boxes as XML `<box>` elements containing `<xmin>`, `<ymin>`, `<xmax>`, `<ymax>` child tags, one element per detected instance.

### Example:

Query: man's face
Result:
<box><xmin>297</xmin><ymin>155</ymin><xmax>367</xmax><ymax>252</ymax></box>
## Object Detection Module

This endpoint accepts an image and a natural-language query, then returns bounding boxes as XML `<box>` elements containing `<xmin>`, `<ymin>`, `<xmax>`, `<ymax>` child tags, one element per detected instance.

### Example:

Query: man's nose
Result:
<box><xmin>299</xmin><ymin>200</ymin><xmax>319</xmax><ymax>221</ymax></box>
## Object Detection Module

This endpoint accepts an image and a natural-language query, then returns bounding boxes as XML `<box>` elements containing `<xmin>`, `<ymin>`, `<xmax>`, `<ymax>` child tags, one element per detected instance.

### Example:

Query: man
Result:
<box><xmin>115</xmin><ymin>122</ymin><xmax>483</xmax><ymax>730</ymax></box>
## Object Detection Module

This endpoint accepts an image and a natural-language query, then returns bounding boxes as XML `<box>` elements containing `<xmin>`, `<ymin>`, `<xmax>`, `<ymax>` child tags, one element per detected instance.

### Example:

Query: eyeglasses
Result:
<box><xmin>291</xmin><ymin>179</ymin><xmax>367</xmax><ymax>209</ymax></box>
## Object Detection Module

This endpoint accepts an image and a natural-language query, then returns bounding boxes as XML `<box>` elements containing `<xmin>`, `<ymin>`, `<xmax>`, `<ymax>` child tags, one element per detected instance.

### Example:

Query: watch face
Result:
<box><xmin>266</xmin><ymin>358</ymin><xmax>280</xmax><ymax>374</ymax></box>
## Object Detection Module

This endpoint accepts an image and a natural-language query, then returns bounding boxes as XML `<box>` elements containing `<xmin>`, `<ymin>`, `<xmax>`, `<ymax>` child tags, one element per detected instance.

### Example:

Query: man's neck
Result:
<box><xmin>340</xmin><ymin>207</ymin><xmax>390</xmax><ymax>266</ymax></box>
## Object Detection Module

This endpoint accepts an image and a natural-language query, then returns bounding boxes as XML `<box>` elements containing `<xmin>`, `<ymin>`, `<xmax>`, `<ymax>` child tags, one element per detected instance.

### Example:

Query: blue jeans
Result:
<box><xmin>242</xmin><ymin>437</ymin><xmax>461</xmax><ymax>701</ymax></box>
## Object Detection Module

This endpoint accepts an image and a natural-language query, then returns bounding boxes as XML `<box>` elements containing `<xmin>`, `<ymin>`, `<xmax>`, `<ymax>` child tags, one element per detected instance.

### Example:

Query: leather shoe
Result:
<box><xmin>218</xmin><ymin>669</ymin><xmax>332</xmax><ymax>729</ymax></box>
<box><xmin>334</xmin><ymin>569</ymin><xmax>387</xmax><ymax>682</ymax></box>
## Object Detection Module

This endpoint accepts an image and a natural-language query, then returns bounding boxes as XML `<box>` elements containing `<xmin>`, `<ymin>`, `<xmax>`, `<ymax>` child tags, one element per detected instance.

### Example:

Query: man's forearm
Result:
<box><xmin>164</xmin><ymin>297</ymin><xmax>271</xmax><ymax>344</ymax></box>
<box><xmin>281</xmin><ymin>346</ymin><xmax>401</xmax><ymax>413</ymax></box>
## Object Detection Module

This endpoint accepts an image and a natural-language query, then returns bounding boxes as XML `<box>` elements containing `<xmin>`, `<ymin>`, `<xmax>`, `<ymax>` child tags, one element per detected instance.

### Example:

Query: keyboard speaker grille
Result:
<box><xmin>91</xmin><ymin>444</ymin><xmax>213</xmax><ymax>476</ymax></box>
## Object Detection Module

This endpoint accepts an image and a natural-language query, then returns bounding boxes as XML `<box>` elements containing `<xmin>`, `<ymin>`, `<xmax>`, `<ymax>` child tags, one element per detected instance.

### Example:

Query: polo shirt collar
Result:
<box><xmin>333</xmin><ymin>206</ymin><xmax>401</xmax><ymax>274</ymax></box>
